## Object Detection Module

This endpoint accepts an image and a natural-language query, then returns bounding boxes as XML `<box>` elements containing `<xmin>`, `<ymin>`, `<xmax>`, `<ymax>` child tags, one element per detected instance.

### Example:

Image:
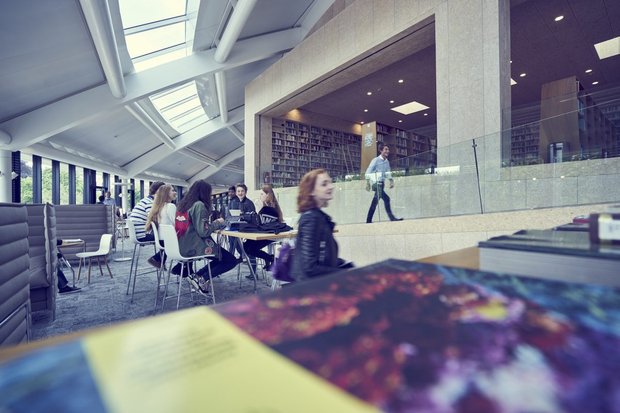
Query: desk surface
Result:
<box><xmin>2</xmin><ymin>254</ymin><xmax>619</xmax><ymax>412</ymax></box>
<box><xmin>220</xmin><ymin>229</ymin><xmax>297</xmax><ymax>241</ymax></box>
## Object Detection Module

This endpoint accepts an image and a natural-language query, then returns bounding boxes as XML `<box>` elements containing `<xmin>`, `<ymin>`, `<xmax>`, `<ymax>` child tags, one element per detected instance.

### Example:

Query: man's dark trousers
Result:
<box><xmin>366</xmin><ymin>182</ymin><xmax>398</xmax><ymax>223</ymax></box>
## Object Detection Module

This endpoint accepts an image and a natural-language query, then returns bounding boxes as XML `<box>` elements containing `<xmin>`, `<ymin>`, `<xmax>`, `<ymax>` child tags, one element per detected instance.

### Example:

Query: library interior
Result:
<box><xmin>0</xmin><ymin>1</ymin><xmax>619</xmax><ymax>412</ymax></box>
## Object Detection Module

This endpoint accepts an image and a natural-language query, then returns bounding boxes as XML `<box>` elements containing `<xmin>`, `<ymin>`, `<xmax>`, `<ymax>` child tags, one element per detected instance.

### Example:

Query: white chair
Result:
<box><xmin>126</xmin><ymin>220</ymin><xmax>157</xmax><ymax>303</ymax></box>
<box><xmin>76</xmin><ymin>234</ymin><xmax>113</xmax><ymax>284</ymax></box>
<box><xmin>151</xmin><ymin>224</ymin><xmax>166</xmax><ymax>309</ymax></box>
<box><xmin>158</xmin><ymin>224</ymin><xmax>216</xmax><ymax>310</ymax></box>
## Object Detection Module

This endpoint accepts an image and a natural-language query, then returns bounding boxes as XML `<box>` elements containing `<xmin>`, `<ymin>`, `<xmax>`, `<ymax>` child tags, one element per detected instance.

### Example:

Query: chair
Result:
<box><xmin>151</xmin><ymin>224</ymin><xmax>166</xmax><ymax>309</ymax></box>
<box><xmin>126</xmin><ymin>220</ymin><xmax>157</xmax><ymax>303</ymax></box>
<box><xmin>76</xmin><ymin>234</ymin><xmax>113</xmax><ymax>284</ymax></box>
<box><xmin>158</xmin><ymin>224</ymin><xmax>216</xmax><ymax>310</ymax></box>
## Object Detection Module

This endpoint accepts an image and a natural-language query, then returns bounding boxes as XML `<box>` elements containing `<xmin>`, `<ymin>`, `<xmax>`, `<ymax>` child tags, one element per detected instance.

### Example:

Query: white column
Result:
<box><xmin>121</xmin><ymin>178</ymin><xmax>129</xmax><ymax>214</ymax></box>
<box><xmin>0</xmin><ymin>150</ymin><xmax>12</xmax><ymax>202</ymax></box>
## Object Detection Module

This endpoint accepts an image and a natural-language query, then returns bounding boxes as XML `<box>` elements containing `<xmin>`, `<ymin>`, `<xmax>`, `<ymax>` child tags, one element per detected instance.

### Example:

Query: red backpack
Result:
<box><xmin>175</xmin><ymin>211</ymin><xmax>191</xmax><ymax>238</ymax></box>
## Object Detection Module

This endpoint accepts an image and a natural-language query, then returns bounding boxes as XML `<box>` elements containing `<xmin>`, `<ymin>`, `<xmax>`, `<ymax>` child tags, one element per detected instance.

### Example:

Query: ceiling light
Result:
<box><xmin>585</xmin><ymin>69</ymin><xmax>593</xmax><ymax>73</ymax></box>
<box><xmin>554</xmin><ymin>15</ymin><xmax>564</xmax><ymax>22</ymax></box>
<box><xmin>423</xmin><ymin>113</ymin><xmax>428</xmax><ymax>116</ymax></box>
<box><xmin>391</xmin><ymin>101</ymin><xmax>429</xmax><ymax>115</ymax></box>
<box><xmin>594</xmin><ymin>36</ymin><xmax>620</xmax><ymax>60</ymax></box>
<box><xmin>510</xmin><ymin>60</ymin><xmax>512</xmax><ymax>64</ymax></box>
<box><xmin>519</xmin><ymin>73</ymin><xmax>527</xmax><ymax>77</ymax></box>
<box><xmin>398</xmin><ymin>120</ymin><xmax>403</xmax><ymax>123</ymax></box>
<box><xmin>389</xmin><ymin>100</ymin><xmax>394</xmax><ymax>104</ymax></box>
<box><xmin>511</xmin><ymin>78</ymin><xmax>517</xmax><ymax>85</ymax></box>
<box><xmin>363</xmin><ymin>109</ymin><xmax>368</xmax><ymax>112</ymax></box>
<box><xmin>366</xmin><ymin>91</ymin><xmax>372</xmax><ymax>96</ymax></box>
<box><xmin>398</xmin><ymin>79</ymin><xmax>404</xmax><ymax>84</ymax></box>
<box><xmin>592</xmin><ymin>81</ymin><xmax>599</xmax><ymax>85</ymax></box>
<box><xmin>361</xmin><ymin>121</ymin><xmax>364</xmax><ymax>125</ymax></box>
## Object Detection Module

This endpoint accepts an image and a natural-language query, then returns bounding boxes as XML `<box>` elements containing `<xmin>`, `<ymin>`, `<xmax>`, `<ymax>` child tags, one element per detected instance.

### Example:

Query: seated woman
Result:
<box><xmin>290</xmin><ymin>169</ymin><xmax>351</xmax><ymax>281</ymax></box>
<box><xmin>243</xmin><ymin>184</ymin><xmax>283</xmax><ymax>272</ymax></box>
<box><xmin>176</xmin><ymin>180</ymin><xmax>237</xmax><ymax>294</ymax></box>
<box><xmin>145</xmin><ymin>184</ymin><xmax>177</xmax><ymax>267</ymax></box>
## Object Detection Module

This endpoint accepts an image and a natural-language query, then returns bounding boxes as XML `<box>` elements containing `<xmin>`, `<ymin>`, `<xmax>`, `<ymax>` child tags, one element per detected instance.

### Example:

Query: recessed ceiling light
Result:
<box><xmin>585</xmin><ymin>69</ymin><xmax>593</xmax><ymax>73</ymax></box>
<box><xmin>361</xmin><ymin>121</ymin><xmax>364</xmax><ymax>125</ymax></box>
<box><xmin>398</xmin><ymin>79</ymin><xmax>404</xmax><ymax>84</ymax></box>
<box><xmin>594</xmin><ymin>36</ymin><xmax>620</xmax><ymax>60</ymax></box>
<box><xmin>554</xmin><ymin>15</ymin><xmax>564</xmax><ymax>22</ymax></box>
<box><xmin>592</xmin><ymin>81</ymin><xmax>599</xmax><ymax>85</ymax></box>
<box><xmin>366</xmin><ymin>91</ymin><xmax>372</xmax><ymax>96</ymax></box>
<box><xmin>363</xmin><ymin>109</ymin><xmax>368</xmax><ymax>112</ymax></box>
<box><xmin>511</xmin><ymin>78</ymin><xmax>517</xmax><ymax>85</ymax></box>
<box><xmin>398</xmin><ymin>120</ymin><xmax>403</xmax><ymax>123</ymax></box>
<box><xmin>391</xmin><ymin>101</ymin><xmax>430</xmax><ymax>115</ymax></box>
<box><xmin>510</xmin><ymin>60</ymin><xmax>512</xmax><ymax>64</ymax></box>
<box><xmin>423</xmin><ymin>113</ymin><xmax>428</xmax><ymax>116</ymax></box>
<box><xmin>519</xmin><ymin>73</ymin><xmax>527</xmax><ymax>77</ymax></box>
<box><xmin>389</xmin><ymin>100</ymin><xmax>394</xmax><ymax>104</ymax></box>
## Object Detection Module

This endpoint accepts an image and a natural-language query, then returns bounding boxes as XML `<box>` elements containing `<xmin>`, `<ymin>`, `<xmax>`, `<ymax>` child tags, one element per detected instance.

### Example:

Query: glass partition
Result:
<box><xmin>272</xmin><ymin>84</ymin><xmax>620</xmax><ymax>225</ymax></box>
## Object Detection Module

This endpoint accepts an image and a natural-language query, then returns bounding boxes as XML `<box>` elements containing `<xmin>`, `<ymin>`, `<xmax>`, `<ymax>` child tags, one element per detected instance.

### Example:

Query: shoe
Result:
<box><xmin>188</xmin><ymin>275</ymin><xmax>210</xmax><ymax>295</ymax></box>
<box><xmin>59</xmin><ymin>285</ymin><xmax>82</xmax><ymax>294</ymax></box>
<box><xmin>390</xmin><ymin>217</ymin><xmax>404</xmax><ymax>221</ymax></box>
<box><xmin>147</xmin><ymin>257</ymin><xmax>162</xmax><ymax>269</ymax></box>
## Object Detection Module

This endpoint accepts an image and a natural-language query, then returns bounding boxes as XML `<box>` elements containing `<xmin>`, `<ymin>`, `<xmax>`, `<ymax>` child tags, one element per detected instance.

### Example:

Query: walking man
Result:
<box><xmin>365</xmin><ymin>144</ymin><xmax>403</xmax><ymax>223</ymax></box>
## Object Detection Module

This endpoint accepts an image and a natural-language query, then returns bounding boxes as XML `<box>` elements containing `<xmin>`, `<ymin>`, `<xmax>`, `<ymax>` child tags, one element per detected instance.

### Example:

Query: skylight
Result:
<box><xmin>594</xmin><ymin>36</ymin><xmax>620</xmax><ymax>60</ymax></box>
<box><xmin>150</xmin><ymin>82</ymin><xmax>212</xmax><ymax>134</ymax></box>
<box><xmin>391</xmin><ymin>101</ymin><xmax>430</xmax><ymax>115</ymax></box>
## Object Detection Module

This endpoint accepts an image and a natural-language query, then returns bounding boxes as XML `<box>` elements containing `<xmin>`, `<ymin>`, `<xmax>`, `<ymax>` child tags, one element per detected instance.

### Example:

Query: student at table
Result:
<box><xmin>243</xmin><ymin>184</ymin><xmax>283</xmax><ymax>272</ymax></box>
<box><xmin>290</xmin><ymin>169</ymin><xmax>352</xmax><ymax>281</ymax></box>
<box><xmin>145</xmin><ymin>184</ymin><xmax>177</xmax><ymax>268</ymax></box>
<box><xmin>177</xmin><ymin>180</ymin><xmax>237</xmax><ymax>295</ymax></box>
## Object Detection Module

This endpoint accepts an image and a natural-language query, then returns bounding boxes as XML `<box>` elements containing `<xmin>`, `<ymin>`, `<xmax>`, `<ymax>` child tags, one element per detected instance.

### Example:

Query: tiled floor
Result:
<box><xmin>31</xmin><ymin>250</ymin><xmax>273</xmax><ymax>342</ymax></box>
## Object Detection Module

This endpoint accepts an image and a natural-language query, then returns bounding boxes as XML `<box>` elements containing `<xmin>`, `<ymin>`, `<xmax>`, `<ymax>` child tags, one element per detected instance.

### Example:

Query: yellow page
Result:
<box><xmin>84</xmin><ymin>307</ymin><xmax>379</xmax><ymax>413</ymax></box>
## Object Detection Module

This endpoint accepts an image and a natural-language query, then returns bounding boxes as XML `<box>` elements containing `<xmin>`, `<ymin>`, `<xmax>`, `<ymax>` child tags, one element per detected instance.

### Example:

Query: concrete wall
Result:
<box><xmin>245</xmin><ymin>0</ymin><xmax>511</xmax><ymax>190</ymax></box>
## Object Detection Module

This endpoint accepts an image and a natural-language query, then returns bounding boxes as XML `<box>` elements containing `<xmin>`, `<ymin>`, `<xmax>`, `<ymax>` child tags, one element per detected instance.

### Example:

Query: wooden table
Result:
<box><xmin>220</xmin><ymin>230</ymin><xmax>297</xmax><ymax>290</ymax></box>
<box><xmin>58</xmin><ymin>239</ymin><xmax>86</xmax><ymax>287</ymax></box>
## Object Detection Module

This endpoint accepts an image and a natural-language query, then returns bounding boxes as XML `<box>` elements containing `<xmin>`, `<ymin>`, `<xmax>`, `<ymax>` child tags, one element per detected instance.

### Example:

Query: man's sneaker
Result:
<box><xmin>188</xmin><ymin>275</ymin><xmax>210</xmax><ymax>295</ymax></box>
<box><xmin>147</xmin><ymin>257</ymin><xmax>162</xmax><ymax>268</ymax></box>
<box><xmin>59</xmin><ymin>285</ymin><xmax>82</xmax><ymax>294</ymax></box>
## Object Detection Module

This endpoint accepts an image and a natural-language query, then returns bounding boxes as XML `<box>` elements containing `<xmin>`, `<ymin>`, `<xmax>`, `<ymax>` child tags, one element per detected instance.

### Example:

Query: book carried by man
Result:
<box><xmin>479</xmin><ymin>229</ymin><xmax>620</xmax><ymax>286</ymax></box>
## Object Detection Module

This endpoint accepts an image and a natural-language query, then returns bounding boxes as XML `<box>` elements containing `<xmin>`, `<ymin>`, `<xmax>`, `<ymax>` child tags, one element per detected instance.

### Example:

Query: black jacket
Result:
<box><xmin>228</xmin><ymin>197</ymin><xmax>256</xmax><ymax>216</ymax></box>
<box><xmin>290</xmin><ymin>208</ymin><xmax>339</xmax><ymax>281</ymax></box>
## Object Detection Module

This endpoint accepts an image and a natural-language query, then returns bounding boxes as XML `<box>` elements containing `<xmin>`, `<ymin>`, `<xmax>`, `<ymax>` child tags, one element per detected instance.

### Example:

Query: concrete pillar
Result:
<box><xmin>435</xmin><ymin>0</ymin><xmax>511</xmax><ymax>214</ymax></box>
<box><xmin>0</xmin><ymin>150</ymin><xmax>12</xmax><ymax>202</ymax></box>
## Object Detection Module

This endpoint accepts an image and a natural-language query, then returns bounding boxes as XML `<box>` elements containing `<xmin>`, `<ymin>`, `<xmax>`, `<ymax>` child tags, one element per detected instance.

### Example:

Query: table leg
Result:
<box><xmin>238</xmin><ymin>240</ymin><xmax>257</xmax><ymax>292</ymax></box>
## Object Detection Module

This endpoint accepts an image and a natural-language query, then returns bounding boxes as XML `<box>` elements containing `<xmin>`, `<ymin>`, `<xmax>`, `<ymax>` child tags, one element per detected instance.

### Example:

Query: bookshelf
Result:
<box><xmin>360</xmin><ymin>121</ymin><xmax>437</xmax><ymax>173</ymax></box>
<box><xmin>271</xmin><ymin>119</ymin><xmax>361</xmax><ymax>187</ymax></box>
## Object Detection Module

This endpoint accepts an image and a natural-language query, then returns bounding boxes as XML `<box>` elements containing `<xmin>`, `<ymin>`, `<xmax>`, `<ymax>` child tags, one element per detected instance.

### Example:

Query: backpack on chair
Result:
<box><xmin>272</xmin><ymin>241</ymin><xmax>295</xmax><ymax>282</ymax></box>
<box><xmin>175</xmin><ymin>211</ymin><xmax>191</xmax><ymax>238</ymax></box>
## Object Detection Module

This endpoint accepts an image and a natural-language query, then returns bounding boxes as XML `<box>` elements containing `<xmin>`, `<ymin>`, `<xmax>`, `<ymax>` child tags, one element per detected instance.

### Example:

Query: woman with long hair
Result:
<box><xmin>243</xmin><ymin>184</ymin><xmax>284</xmax><ymax>271</ymax></box>
<box><xmin>145</xmin><ymin>184</ymin><xmax>177</xmax><ymax>267</ymax></box>
<box><xmin>176</xmin><ymin>180</ymin><xmax>237</xmax><ymax>294</ymax></box>
<box><xmin>290</xmin><ymin>169</ymin><xmax>351</xmax><ymax>281</ymax></box>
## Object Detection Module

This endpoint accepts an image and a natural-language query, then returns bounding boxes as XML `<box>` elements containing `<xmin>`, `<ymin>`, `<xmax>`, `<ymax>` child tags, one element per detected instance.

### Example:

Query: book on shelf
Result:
<box><xmin>479</xmin><ymin>229</ymin><xmax>620</xmax><ymax>286</ymax></box>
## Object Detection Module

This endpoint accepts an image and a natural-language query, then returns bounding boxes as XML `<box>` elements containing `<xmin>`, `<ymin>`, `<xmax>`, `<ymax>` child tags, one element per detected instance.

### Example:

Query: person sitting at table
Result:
<box><xmin>145</xmin><ymin>184</ymin><xmax>177</xmax><ymax>268</ymax></box>
<box><xmin>129</xmin><ymin>181</ymin><xmax>165</xmax><ymax>267</ymax></box>
<box><xmin>177</xmin><ymin>180</ymin><xmax>237</xmax><ymax>295</ymax></box>
<box><xmin>56</xmin><ymin>239</ymin><xmax>81</xmax><ymax>294</ymax></box>
<box><xmin>228</xmin><ymin>182</ymin><xmax>257</xmax><ymax>264</ymax></box>
<box><xmin>243</xmin><ymin>184</ymin><xmax>283</xmax><ymax>273</ymax></box>
<box><xmin>290</xmin><ymin>169</ymin><xmax>352</xmax><ymax>281</ymax></box>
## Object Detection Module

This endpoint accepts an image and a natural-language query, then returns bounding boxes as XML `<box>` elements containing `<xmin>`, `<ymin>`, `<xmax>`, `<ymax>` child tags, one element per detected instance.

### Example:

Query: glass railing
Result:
<box><xmin>272</xmin><ymin>83</ymin><xmax>620</xmax><ymax>225</ymax></box>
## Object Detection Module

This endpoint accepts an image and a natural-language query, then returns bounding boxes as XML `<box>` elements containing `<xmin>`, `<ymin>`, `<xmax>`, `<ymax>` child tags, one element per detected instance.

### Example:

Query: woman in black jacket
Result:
<box><xmin>290</xmin><ymin>169</ymin><xmax>350</xmax><ymax>281</ymax></box>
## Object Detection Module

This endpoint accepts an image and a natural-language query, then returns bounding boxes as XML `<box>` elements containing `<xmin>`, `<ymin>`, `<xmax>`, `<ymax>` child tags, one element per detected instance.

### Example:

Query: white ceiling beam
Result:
<box><xmin>299</xmin><ymin>0</ymin><xmax>337</xmax><ymax>38</ymax></box>
<box><xmin>124</xmin><ymin>106</ymin><xmax>244</xmax><ymax>176</ymax></box>
<box><xmin>215</xmin><ymin>71</ymin><xmax>228</xmax><ymax>123</ymax></box>
<box><xmin>1</xmin><ymin>28</ymin><xmax>302</xmax><ymax>151</ymax></box>
<box><xmin>188</xmin><ymin>146</ymin><xmax>245</xmax><ymax>184</ymax></box>
<box><xmin>228</xmin><ymin>125</ymin><xmax>244</xmax><ymax>143</ymax></box>
<box><xmin>78</xmin><ymin>0</ymin><xmax>126</xmax><ymax>98</ymax></box>
<box><xmin>182</xmin><ymin>147</ymin><xmax>243</xmax><ymax>174</ymax></box>
<box><xmin>125</xmin><ymin>102</ymin><xmax>176</xmax><ymax>149</ymax></box>
<box><xmin>214</xmin><ymin>0</ymin><xmax>257</xmax><ymax>63</ymax></box>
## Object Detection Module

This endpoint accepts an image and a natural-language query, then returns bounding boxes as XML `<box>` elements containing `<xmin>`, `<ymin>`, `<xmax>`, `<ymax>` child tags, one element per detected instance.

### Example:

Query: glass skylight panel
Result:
<box><xmin>133</xmin><ymin>48</ymin><xmax>188</xmax><ymax>72</ymax></box>
<box><xmin>164</xmin><ymin>99</ymin><xmax>202</xmax><ymax>120</ymax></box>
<box><xmin>119</xmin><ymin>0</ymin><xmax>185</xmax><ymax>29</ymax></box>
<box><xmin>152</xmin><ymin>83</ymin><xmax>196</xmax><ymax>109</ymax></box>
<box><xmin>150</xmin><ymin>81</ymin><xmax>210</xmax><ymax>134</ymax></box>
<box><xmin>594</xmin><ymin>37</ymin><xmax>620</xmax><ymax>60</ymax></box>
<box><xmin>126</xmin><ymin>22</ymin><xmax>185</xmax><ymax>58</ymax></box>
